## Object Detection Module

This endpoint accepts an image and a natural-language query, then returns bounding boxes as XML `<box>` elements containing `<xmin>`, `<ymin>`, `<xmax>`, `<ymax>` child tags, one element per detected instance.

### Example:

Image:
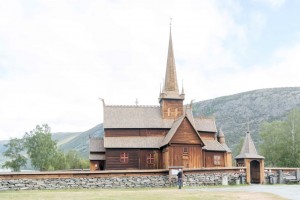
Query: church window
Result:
<box><xmin>167</xmin><ymin>108</ymin><xmax>171</xmax><ymax>116</ymax></box>
<box><xmin>120</xmin><ymin>152</ymin><xmax>129</xmax><ymax>163</ymax></box>
<box><xmin>147</xmin><ymin>153</ymin><xmax>155</xmax><ymax>164</ymax></box>
<box><xmin>175</xmin><ymin>108</ymin><xmax>178</xmax><ymax>116</ymax></box>
<box><xmin>213</xmin><ymin>155</ymin><xmax>221</xmax><ymax>166</ymax></box>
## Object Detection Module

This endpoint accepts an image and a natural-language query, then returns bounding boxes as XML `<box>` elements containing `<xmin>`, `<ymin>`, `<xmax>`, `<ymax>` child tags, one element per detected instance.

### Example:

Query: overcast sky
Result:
<box><xmin>1</xmin><ymin>0</ymin><xmax>300</xmax><ymax>140</ymax></box>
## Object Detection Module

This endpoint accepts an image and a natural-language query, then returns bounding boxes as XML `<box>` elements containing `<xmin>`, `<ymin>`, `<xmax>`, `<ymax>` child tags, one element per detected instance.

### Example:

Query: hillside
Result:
<box><xmin>193</xmin><ymin>87</ymin><xmax>300</xmax><ymax>156</ymax></box>
<box><xmin>1</xmin><ymin>87</ymin><xmax>300</xmax><ymax>167</ymax></box>
<box><xmin>52</xmin><ymin>124</ymin><xmax>104</xmax><ymax>158</ymax></box>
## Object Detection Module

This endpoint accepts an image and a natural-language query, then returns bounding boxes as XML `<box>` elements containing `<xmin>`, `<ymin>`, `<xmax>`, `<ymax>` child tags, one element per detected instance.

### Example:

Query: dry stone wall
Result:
<box><xmin>0</xmin><ymin>172</ymin><xmax>239</xmax><ymax>191</ymax></box>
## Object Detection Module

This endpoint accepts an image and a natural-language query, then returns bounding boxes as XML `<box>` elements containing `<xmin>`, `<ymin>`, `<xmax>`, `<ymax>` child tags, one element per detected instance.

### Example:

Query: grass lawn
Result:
<box><xmin>0</xmin><ymin>187</ymin><xmax>284</xmax><ymax>200</ymax></box>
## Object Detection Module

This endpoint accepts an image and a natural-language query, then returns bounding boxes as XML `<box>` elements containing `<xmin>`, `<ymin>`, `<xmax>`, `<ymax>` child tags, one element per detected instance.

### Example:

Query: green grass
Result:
<box><xmin>0</xmin><ymin>187</ymin><xmax>284</xmax><ymax>200</ymax></box>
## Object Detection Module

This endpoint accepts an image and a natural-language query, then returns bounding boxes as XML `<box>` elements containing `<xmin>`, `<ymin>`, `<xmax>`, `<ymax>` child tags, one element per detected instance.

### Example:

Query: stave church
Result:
<box><xmin>89</xmin><ymin>27</ymin><xmax>232</xmax><ymax>170</ymax></box>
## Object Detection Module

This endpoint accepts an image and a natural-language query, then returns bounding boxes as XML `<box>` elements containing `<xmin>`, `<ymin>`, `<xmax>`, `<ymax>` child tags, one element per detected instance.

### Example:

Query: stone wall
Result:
<box><xmin>264</xmin><ymin>168</ymin><xmax>300</xmax><ymax>184</ymax></box>
<box><xmin>0</xmin><ymin>170</ymin><xmax>240</xmax><ymax>191</ymax></box>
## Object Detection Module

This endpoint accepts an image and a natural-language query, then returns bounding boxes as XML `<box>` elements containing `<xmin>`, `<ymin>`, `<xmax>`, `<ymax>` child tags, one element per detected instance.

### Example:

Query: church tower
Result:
<box><xmin>159</xmin><ymin>26</ymin><xmax>185</xmax><ymax>119</ymax></box>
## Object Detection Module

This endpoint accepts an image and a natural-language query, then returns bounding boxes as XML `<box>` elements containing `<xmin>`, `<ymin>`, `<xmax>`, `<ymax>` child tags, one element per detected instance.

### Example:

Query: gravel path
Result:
<box><xmin>190</xmin><ymin>185</ymin><xmax>300</xmax><ymax>200</ymax></box>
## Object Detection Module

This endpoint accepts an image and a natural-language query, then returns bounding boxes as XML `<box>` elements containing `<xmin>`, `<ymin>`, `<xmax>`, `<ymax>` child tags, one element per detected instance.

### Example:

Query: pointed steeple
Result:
<box><xmin>160</xmin><ymin>24</ymin><xmax>184</xmax><ymax>101</ymax></box>
<box><xmin>235</xmin><ymin>128</ymin><xmax>264</xmax><ymax>159</ymax></box>
<box><xmin>217</xmin><ymin>128</ymin><xmax>231</xmax><ymax>152</ymax></box>
<box><xmin>218</xmin><ymin>128</ymin><xmax>225</xmax><ymax>144</ymax></box>
<box><xmin>159</xmin><ymin>22</ymin><xmax>184</xmax><ymax>119</ymax></box>
<box><xmin>164</xmin><ymin>27</ymin><xmax>178</xmax><ymax>93</ymax></box>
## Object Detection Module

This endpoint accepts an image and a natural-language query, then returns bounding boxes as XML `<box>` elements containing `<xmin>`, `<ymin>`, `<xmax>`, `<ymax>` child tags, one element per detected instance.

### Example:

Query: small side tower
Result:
<box><xmin>235</xmin><ymin>126</ymin><xmax>264</xmax><ymax>184</ymax></box>
<box><xmin>218</xmin><ymin>128</ymin><xmax>232</xmax><ymax>167</ymax></box>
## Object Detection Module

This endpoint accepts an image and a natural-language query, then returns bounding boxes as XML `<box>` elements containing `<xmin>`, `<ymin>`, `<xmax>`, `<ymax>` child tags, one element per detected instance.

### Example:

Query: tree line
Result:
<box><xmin>259</xmin><ymin>109</ymin><xmax>300</xmax><ymax>167</ymax></box>
<box><xmin>2</xmin><ymin>124</ymin><xmax>89</xmax><ymax>171</ymax></box>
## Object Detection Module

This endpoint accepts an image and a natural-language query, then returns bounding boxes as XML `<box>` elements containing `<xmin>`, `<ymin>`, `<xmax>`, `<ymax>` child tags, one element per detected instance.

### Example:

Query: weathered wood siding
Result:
<box><xmin>170</xmin><ymin>118</ymin><xmax>202</xmax><ymax>144</ymax></box>
<box><xmin>204</xmin><ymin>151</ymin><xmax>225</xmax><ymax>168</ymax></box>
<box><xmin>105</xmin><ymin>149</ymin><xmax>161</xmax><ymax>170</ymax></box>
<box><xmin>139</xmin><ymin>149</ymin><xmax>161</xmax><ymax>169</ymax></box>
<box><xmin>105</xmin><ymin>129</ymin><xmax>168</xmax><ymax>137</ymax></box>
<box><xmin>106</xmin><ymin>149</ymin><xmax>139</xmax><ymax>170</ymax></box>
<box><xmin>160</xmin><ymin>99</ymin><xmax>183</xmax><ymax>119</ymax></box>
<box><xmin>168</xmin><ymin>145</ymin><xmax>202</xmax><ymax>168</ymax></box>
<box><xmin>162</xmin><ymin>147</ymin><xmax>169</xmax><ymax>169</ymax></box>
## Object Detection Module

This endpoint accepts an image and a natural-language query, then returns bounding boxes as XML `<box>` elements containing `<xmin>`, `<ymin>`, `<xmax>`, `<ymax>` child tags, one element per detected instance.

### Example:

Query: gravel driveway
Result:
<box><xmin>191</xmin><ymin>185</ymin><xmax>300</xmax><ymax>200</ymax></box>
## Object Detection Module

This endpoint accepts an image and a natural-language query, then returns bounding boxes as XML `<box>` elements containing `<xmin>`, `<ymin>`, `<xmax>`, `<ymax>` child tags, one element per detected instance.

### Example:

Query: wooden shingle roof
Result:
<box><xmin>203</xmin><ymin>139</ymin><xmax>228</xmax><ymax>152</ymax></box>
<box><xmin>104</xmin><ymin>136</ymin><xmax>164</xmax><ymax>148</ymax></box>
<box><xmin>104</xmin><ymin>106</ymin><xmax>174</xmax><ymax>129</ymax></box>
<box><xmin>89</xmin><ymin>138</ymin><xmax>105</xmax><ymax>152</ymax></box>
<box><xmin>104</xmin><ymin>105</ymin><xmax>217</xmax><ymax>133</ymax></box>
<box><xmin>194</xmin><ymin>117</ymin><xmax>217</xmax><ymax>133</ymax></box>
<box><xmin>235</xmin><ymin>131</ymin><xmax>264</xmax><ymax>159</ymax></box>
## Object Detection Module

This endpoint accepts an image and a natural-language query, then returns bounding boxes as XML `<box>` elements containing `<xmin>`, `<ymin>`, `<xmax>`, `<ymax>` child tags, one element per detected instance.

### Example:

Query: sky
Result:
<box><xmin>1</xmin><ymin>0</ymin><xmax>300</xmax><ymax>140</ymax></box>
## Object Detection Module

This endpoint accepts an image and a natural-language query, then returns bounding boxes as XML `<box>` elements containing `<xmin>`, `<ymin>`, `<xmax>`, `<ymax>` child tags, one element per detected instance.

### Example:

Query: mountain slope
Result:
<box><xmin>192</xmin><ymin>87</ymin><xmax>300</xmax><ymax>156</ymax></box>
<box><xmin>52</xmin><ymin>124</ymin><xmax>104</xmax><ymax>158</ymax></box>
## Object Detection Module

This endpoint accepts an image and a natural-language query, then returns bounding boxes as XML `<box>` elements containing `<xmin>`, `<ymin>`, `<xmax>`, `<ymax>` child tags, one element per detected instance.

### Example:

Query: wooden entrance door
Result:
<box><xmin>250</xmin><ymin>160</ymin><xmax>260</xmax><ymax>183</ymax></box>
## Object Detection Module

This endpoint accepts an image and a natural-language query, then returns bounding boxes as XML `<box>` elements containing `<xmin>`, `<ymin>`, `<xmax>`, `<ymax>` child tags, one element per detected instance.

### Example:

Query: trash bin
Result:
<box><xmin>268</xmin><ymin>174</ymin><xmax>274</xmax><ymax>184</ymax></box>
<box><xmin>239</xmin><ymin>174</ymin><xmax>245</xmax><ymax>184</ymax></box>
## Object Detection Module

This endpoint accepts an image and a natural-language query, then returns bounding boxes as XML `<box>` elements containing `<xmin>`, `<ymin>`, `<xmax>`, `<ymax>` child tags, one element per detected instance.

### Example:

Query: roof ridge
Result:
<box><xmin>106</xmin><ymin>105</ymin><xmax>160</xmax><ymax>108</ymax></box>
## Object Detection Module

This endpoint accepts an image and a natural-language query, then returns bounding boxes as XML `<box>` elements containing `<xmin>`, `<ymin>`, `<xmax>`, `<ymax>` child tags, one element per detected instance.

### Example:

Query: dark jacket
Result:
<box><xmin>177</xmin><ymin>171</ymin><xmax>183</xmax><ymax>178</ymax></box>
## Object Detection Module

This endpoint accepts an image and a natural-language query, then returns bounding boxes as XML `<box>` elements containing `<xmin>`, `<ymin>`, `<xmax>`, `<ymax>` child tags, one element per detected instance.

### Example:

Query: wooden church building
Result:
<box><xmin>89</xmin><ymin>28</ymin><xmax>232</xmax><ymax>170</ymax></box>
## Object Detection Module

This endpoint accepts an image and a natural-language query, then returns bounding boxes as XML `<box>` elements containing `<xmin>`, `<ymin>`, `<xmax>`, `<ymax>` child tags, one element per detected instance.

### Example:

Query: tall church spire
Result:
<box><xmin>163</xmin><ymin>26</ymin><xmax>179</xmax><ymax>93</ymax></box>
<box><xmin>159</xmin><ymin>22</ymin><xmax>184</xmax><ymax>119</ymax></box>
<box><xmin>160</xmin><ymin>23</ymin><xmax>184</xmax><ymax>101</ymax></box>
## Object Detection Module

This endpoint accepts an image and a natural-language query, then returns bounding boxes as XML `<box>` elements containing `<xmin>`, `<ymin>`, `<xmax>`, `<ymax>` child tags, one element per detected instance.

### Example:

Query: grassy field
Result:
<box><xmin>0</xmin><ymin>187</ymin><xmax>285</xmax><ymax>200</ymax></box>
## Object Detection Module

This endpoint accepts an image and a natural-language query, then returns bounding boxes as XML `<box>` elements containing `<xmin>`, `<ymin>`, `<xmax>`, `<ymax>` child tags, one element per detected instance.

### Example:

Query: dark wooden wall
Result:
<box><xmin>203</xmin><ymin>151</ymin><xmax>225</xmax><ymax>168</ymax></box>
<box><xmin>105</xmin><ymin>129</ymin><xmax>168</xmax><ymax>137</ymax></box>
<box><xmin>139</xmin><ymin>149</ymin><xmax>161</xmax><ymax>169</ymax></box>
<box><xmin>105</xmin><ymin>149</ymin><xmax>161</xmax><ymax>170</ymax></box>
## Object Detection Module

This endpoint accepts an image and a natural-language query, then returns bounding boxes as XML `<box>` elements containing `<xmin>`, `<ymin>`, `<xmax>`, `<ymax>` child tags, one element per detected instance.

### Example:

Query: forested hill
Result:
<box><xmin>1</xmin><ymin>87</ymin><xmax>300</xmax><ymax>163</ymax></box>
<box><xmin>193</xmin><ymin>87</ymin><xmax>300</xmax><ymax>155</ymax></box>
<box><xmin>52</xmin><ymin>124</ymin><xmax>104</xmax><ymax>158</ymax></box>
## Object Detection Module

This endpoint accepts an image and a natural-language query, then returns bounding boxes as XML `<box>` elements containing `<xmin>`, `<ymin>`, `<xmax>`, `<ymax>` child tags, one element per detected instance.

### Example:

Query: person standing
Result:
<box><xmin>177</xmin><ymin>169</ymin><xmax>183</xmax><ymax>189</ymax></box>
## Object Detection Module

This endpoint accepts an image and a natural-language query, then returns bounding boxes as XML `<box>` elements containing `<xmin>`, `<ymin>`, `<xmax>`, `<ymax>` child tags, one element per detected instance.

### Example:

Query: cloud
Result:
<box><xmin>0</xmin><ymin>0</ymin><xmax>298</xmax><ymax>140</ymax></box>
<box><xmin>252</xmin><ymin>0</ymin><xmax>286</xmax><ymax>9</ymax></box>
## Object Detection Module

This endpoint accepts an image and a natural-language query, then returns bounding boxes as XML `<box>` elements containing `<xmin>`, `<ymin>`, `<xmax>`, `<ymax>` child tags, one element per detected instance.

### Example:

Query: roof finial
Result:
<box><xmin>169</xmin><ymin>17</ymin><xmax>172</xmax><ymax>29</ymax></box>
<box><xmin>189</xmin><ymin>99</ymin><xmax>195</xmax><ymax>109</ymax></box>
<box><xmin>181</xmin><ymin>79</ymin><xmax>185</xmax><ymax>94</ymax></box>
<box><xmin>98</xmin><ymin>97</ymin><xmax>105</xmax><ymax>107</ymax></box>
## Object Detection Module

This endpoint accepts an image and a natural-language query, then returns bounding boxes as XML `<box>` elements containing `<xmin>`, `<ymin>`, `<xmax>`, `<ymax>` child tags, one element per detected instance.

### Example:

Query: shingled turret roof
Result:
<box><xmin>235</xmin><ymin>130</ymin><xmax>264</xmax><ymax>159</ymax></box>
